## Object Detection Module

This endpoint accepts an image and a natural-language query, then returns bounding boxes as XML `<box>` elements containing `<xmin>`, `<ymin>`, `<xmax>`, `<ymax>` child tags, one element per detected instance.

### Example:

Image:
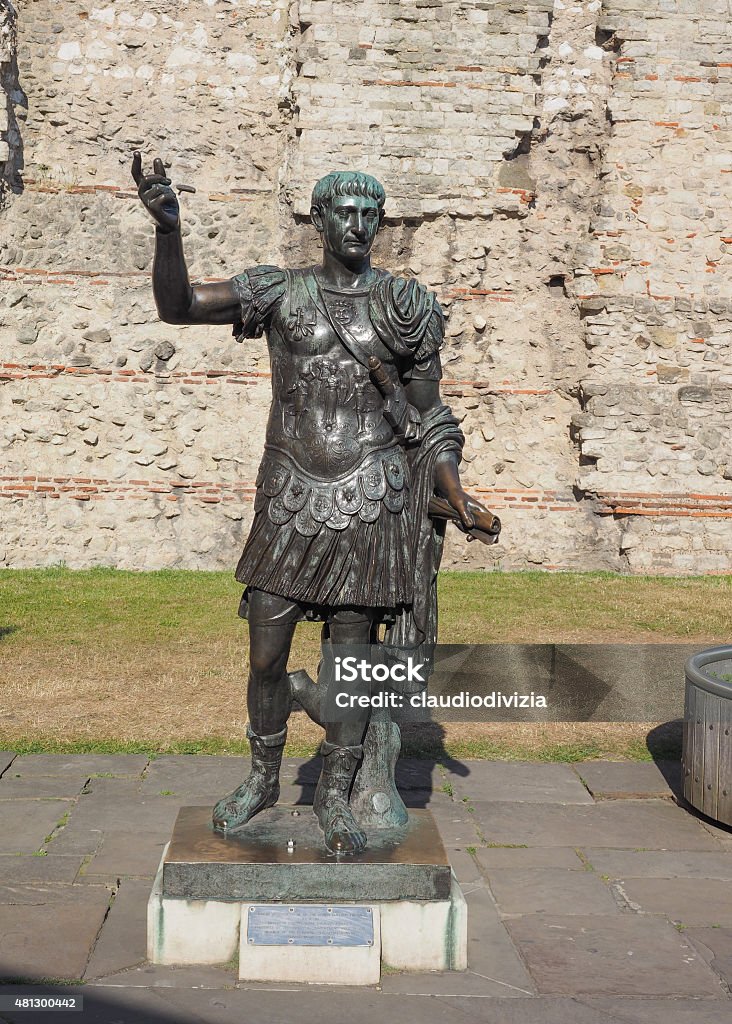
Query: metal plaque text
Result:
<box><xmin>246</xmin><ymin>904</ymin><xmax>374</xmax><ymax>947</ymax></box>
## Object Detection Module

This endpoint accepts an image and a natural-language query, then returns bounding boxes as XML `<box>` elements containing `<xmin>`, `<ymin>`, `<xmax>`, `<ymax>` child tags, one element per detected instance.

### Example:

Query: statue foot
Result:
<box><xmin>313</xmin><ymin>741</ymin><xmax>367</xmax><ymax>855</ymax></box>
<box><xmin>317</xmin><ymin>801</ymin><xmax>367</xmax><ymax>855</ymax></box>
<box><xmin>212</xmin><ymin>724</ymin><xmax>286</xmax><ymax>834</ymax></box>
<box><xmin>212</xmin><ymin>775</ymin><xmax>280</xmax><ymax>833</ymax></box>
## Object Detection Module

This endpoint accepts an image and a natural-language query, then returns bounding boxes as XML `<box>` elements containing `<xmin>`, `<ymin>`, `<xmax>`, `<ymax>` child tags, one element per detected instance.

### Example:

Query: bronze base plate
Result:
<box><xmin>162</xmin><ymin>805</ymin><xmax>452</xmax><ymax>902</ymax></box>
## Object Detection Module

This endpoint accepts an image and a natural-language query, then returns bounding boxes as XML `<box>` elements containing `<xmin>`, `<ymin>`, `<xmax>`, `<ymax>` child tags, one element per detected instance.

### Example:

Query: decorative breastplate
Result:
<box><xmin>262</xmin><ymin>269</ymin><xmax>403</xmax><ymax>480</ymax></box>
<box><xmin>276</xmin><ymin>354</ymin><xmax>393</xmax><ymax>475</ymax></box>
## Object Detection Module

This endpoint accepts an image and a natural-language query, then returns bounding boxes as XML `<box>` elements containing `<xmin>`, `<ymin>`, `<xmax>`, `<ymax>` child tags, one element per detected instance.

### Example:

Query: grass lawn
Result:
<box><xmin>1</xmin><ymin>567</ymin><xmax>729</xmax><ymax>761</ymax></box>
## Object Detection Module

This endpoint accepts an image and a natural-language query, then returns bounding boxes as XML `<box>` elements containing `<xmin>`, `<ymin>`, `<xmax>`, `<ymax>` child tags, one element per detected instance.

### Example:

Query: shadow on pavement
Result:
<box><xmin>645</xmin><ymin>720</ymin><xmax>683</xmax><ymax>799</ymax></box>
<box><xmin>0</xmin><ymin>982</ymin><xmax>177</xmax><ymax>1024</ymax></box>
<box><xmin>293</xmin><ymin>721</ymin><xmax>468</xmax><ymax>809</ymax></box>
<box><xmin>646</xmin><ymin>719</ymin><xmax>732</xmax><ymax>838</ymax></box>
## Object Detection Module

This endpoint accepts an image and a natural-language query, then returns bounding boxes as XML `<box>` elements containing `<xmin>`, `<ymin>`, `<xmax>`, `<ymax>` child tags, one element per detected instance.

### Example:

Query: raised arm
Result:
<box><xmin>131</xmin><ymin>152</ymin><xmax>239</xmax><ymax>326</ymax></box>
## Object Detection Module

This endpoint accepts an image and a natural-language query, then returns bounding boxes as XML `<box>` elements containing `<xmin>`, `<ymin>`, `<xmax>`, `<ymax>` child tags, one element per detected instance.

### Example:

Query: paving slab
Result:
<box><xmin>141</xmin><ymin>756</ymin><xmax>249</xmax><ymax>798</ymax></box>
<box><xmin>66</xmin><ymin>779</ymin><xmax>182</xmax><ymax>835</ymax></box>
<box><xmin>472</xmin><ymin>799</ymin><xmax>722</xmax><ymax>850</ymax></box>
<box><xmin>582</xmin><ymin>997</ymin><xmax>732</xmax><ymax>1024</ymax></box>
<box><xmin>0</xmin><ymin>985</ymin><xmax>197</xmax><ymax>1024</ymax></box>
<box><xmin>614</xmin><ymin>877</ymin><xmax>732</xmax><ymax>926</ymax></box>
<box><xmin>157</xmin><ymin>991</ymin><xmax>624</xmax><ymax>1024</ymax></box>
<box><xmin>574</xmin><ymin>760</ymin><xmax>681</xmax><ymax>800</ymax></box>
<box><xmin>441</xmin><ymin>996</ymin><xmax>621</xmax><ymax>1023</ymax></box>
<box><xmin>3</xmin><ymin>990</ymin><xmax>714</xmax><ymax>1024</ymax></box>
<box><xmin>0</xmin><ymin>854</ymin><xmax>83</xmax><ymax>884</ymax></box>
<box><xmin>280</xmin><ymin>755</ymin><xmax>321</xmax><ymax>786</ymax></box>
<box><xmin>0</xmin><ymin>800</ymin><xmax>72</xmax><ymax>855</ymax></box>
<box><xmin>506</xmin><ymin>914</ymin><xmax>726</xmax><ymax>996</ymax></box>
<box><xmin>378</xmin><ymin>969</ymin><xmax>530</xmax><ymax>999</ymax></box>
<box><xmin>85</xmin><ymin>879</ymin><xmax>150</xmax><ymax>980</ymax></box>
<box><xmin>44</xmin><ymin>821</ymin><xmax>104</xmax><ymax>858</ymax></box>
<box><xmin>461</xmin><ymin>884</ymin><xmax>535</xmax><ymax>993</ymax></box>
<box><xmin>80</xmin><ymin>831</ymin><xmax>168</xmax><ymax>883</ymax></box>
<box><xmin>276</xmin><ymin>782</ymin><xmax>317</xmax><ymax>806</ymax></box>
<box><xmin>448</xmin><ymin>846</ymin><xmax>484</xmax><ymax>884</ymax></box>
<box><xmin>686</xmin><ymin>926</ymin><xmax>732</xmax><ymax>987</ymax></box>
<box><xmin>144</xmin><ymin>754</ymin><xmax>247</xmax><ymax>776</ymax></box>
<box><xmin>429</xmin><ymin>804</ymin><xmax>482</xmax><ymax>849</ymax></box>
<box><xmin>9</xmin><ymin>754</ymin><xmax>148</xmax><ymax>777</ymax></box>
<box><xmin>272</xmin><ymin>756</ymin><xmax>440</xmax><ymax>794</ymax></box>
<box><xmin>399</xmin><ymin>787</ymin><xmax>439</xmax><ymax>808</ymax></box>
<box><xmin>476</xmin><ymin>847</ymin><xmax>586</xmax><ymax>872</ymax></box>
<box><xmin>0</xmin><ymin>776</ymin><xmax>88</xmax><ymax>800</ymax></box>
<box><xmin>91</xmin><ymin>963</ymin><xmax>237</xmax><ymax>988</ymax></box>
<box><xmin>156</xmin><ymin>988</ymin><xmax>554</xmax><ymax>1024</ymax></box>
<box><xmin>0</xmin><ymin>750</ymin><xmax>16</xmax><ymax>776</ymax></box>
<box><xmin>487</xmin><ymin>868</ymin><xmax>620</xmax><ymax>916</ymax></box>
<box><xmin>696</xmin><ymin>816</ymin><xmax>732</xmax><ymax>846</ymax></box>
<box><xmin>378</xmin><ymin>883</ymin><xmax>536</xmax><ymax>998</ymax></box>
<box><xmin>447</xmin><ymin>762</ymin><xmax>594</xmax><ymax>804</ymax></box>
<box><xmin>582</xmin><ymin>849</ymin><xmax>732</xmax><ymax>879</ymax></box>
<box><xmin>396</xmin><ymin>758</ymin><xmax>442</xmax><ymax>790</ymax></box>
<box><xmin>0</xmin><ymin>884</ymin><xmax>112</xmax><ymax>982</ymax></box>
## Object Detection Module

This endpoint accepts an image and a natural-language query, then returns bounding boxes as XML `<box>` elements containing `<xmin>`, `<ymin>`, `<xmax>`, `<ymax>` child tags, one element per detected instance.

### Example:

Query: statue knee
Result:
<box><xmin>248</xmin><ymin>642</ymin><xmax>289</xmax><ymax>687</ymax></box>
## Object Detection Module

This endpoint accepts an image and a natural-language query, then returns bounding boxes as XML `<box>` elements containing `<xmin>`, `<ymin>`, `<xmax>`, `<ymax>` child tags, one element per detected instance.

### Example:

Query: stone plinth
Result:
<box><xmin>148</xmin><ymin>805</ymin><xmax>467</xmax><ymax>983</ymax></box>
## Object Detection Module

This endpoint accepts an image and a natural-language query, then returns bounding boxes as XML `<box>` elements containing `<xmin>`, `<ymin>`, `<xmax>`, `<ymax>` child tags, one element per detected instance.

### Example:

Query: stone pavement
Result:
<box><xmin>0</xmin><ymin>752</ymin><xmax>731</xmax><ymax>1023</ymax></box>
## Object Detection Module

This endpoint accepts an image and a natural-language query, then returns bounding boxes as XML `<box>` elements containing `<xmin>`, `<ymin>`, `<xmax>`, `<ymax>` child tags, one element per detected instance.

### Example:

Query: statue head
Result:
<box><xmin>310</xmin><ymin>171</ymin><xmax>386</xmax><ymax>263</ymax></box>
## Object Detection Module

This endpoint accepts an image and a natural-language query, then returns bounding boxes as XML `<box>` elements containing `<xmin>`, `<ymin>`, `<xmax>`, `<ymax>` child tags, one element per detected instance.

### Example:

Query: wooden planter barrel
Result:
<box><xmin>682</xmin><ymin>646</ymin><xmax>732</xmax><ymax>827</ymax></box>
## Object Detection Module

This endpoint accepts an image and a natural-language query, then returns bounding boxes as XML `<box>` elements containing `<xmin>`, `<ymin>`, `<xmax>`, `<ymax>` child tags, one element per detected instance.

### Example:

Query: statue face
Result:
<box><xmin>315</xmin><ymin>195</ymin><xmax>381</xmax><ymax>261</ymax></box>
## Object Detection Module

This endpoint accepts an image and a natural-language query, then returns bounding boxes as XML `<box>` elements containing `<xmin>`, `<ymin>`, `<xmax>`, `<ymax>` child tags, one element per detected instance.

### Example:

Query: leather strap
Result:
<box><xmin>306</xmin><ymin>271</ymin><xmax>373</xmax><ymax>370</ymax></box>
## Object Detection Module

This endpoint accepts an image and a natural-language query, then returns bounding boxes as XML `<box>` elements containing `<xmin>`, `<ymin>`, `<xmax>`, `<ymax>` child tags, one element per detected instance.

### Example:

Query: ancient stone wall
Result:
<box><xmin>0</xmin><ymin>0</ymin><xmax>19</xmax><ymax>190</ymax></box>
<box><xmin>0</xmin><ymin>1</ymin><xmax>730</xmax><ymax>574</ymax></box>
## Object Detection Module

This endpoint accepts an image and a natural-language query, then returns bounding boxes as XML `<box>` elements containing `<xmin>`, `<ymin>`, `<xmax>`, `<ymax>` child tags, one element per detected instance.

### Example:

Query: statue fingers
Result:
<box><xmin>139</xmin><ymin>174</ymin><xmax>171</xmax><ymax>192</ymax></box>
<box><xmin>453</xmin><ymin>494</ymin><xmax>475</xmax><ymax>529</ymax></box>
<box><xmin>140</xmin><ymin>181</ymin><xmax>174</xmax><ymax>206</ymax></box>
<box><xmin>153</xmin><ymin>156</ymin><xmax>169</xmax><ymax>178</ymax></box>
<box><xmin>131</xmin><ymin>150</ymin><xmax>143</xmax><ymax>186</ymax></box>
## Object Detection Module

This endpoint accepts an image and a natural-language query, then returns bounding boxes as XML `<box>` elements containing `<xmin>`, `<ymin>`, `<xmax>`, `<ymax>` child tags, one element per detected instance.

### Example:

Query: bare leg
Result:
<box><xmin>325</xmin><ymin>610</ymin><xmax>372</xmax><ymax>747</ymax></box>
<box><xmin>212</xmin><ymin>592</ymin><xmax>298</xmax><ymax>832</ymax></box>
<box><xmin>247</xmin><ymin>619</ymin><xmax>297</xmax><ymax>736</ymax></box>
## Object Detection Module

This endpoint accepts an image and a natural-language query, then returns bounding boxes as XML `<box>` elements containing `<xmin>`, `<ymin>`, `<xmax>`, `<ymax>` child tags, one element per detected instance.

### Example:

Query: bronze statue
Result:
<box><xmin>132</xmin><ymin>155</ymin><xmax>500</xmax><ymax>855</ymax></box>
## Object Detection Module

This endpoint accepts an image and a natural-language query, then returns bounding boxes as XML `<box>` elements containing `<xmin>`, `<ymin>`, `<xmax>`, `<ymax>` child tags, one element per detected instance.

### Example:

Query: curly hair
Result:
<box><xmin>310</xmin><ymin>171</ymin><xmax>386</xmax><ymax>213</ymax></box>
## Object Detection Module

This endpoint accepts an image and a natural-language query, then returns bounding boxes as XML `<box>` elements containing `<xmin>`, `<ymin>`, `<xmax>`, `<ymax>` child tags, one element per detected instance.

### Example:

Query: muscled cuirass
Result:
<box><xmin>266</xmin><ymin>271</ymin><xmax>400</xmax><ymax>474</ymax></box>
<box><xmin>253</xmin><ymin>269</ymin><xmax>409</xmax><ymax>534</ymax></box>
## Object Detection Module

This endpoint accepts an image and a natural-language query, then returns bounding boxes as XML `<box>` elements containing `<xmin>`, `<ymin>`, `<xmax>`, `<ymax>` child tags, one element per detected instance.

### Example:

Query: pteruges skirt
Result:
<box><xmin>235</xmin><ymin>498</ymin><xmax>414</xmax><ymax>613</ymax></box>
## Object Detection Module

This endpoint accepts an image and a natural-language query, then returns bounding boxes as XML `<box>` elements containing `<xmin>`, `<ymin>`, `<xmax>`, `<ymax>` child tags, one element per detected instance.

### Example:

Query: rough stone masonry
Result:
<box><xmin>0</xmin><ymin>0</ymin><xmax>730</xmax><ymax>575</ymax></box>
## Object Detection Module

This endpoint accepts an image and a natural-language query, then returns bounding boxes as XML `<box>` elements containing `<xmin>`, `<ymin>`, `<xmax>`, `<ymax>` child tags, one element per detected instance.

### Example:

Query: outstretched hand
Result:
<box><xmin>131</xmin><ymin>152</ymin><xmax>180</xmax><ymax>233</ymax></box>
